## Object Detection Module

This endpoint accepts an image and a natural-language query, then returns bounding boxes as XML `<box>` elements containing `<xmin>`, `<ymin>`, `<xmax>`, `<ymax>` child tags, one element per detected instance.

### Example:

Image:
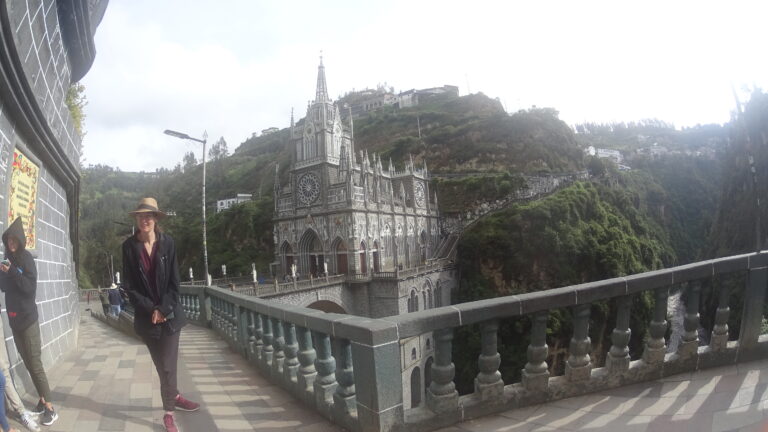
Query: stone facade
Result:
<box><xmin>274</xmin><ymin>59</ymin><xmax>441</xmax><ymax>304</ymax></box>
<box><xmin>0</xmin><ymin>0</ymin><xmax>106</xmax><ymax>394</ymax></box>
<box><xmin>270</xmin><ymin>60</ymin><xmax>459</xmax><ymax>414</ymax></box>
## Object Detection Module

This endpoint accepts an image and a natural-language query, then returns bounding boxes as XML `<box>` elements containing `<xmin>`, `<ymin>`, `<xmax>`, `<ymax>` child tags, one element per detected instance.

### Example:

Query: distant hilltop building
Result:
<box><xmin>338</xmin><ymin>84</ymin><xmax>459</xmax><ymax>119</ymax></box>
<box><xmin>216</xmin><ymin>193</ymin><xmax>253</xmax><ymax>213</ymax></box>
<box><xmin>586</xmin><ymin>146</ymin><xmax>623</xmax><ymax>164</ymax></box>
<box><xmin>261</xmin><ymin>127</ymin><xmax>279</xmax><ymax>136</ymax></box>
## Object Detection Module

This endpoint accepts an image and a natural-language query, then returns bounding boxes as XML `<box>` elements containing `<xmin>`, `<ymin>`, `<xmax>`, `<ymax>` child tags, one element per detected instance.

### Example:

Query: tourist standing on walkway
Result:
<box><xmin>122</xmin><ymin>198</ymin><xmax>200</xmax><ymax>432</ymax></box>
<box><xmin>98</xmin><ymin>287</ymin><xmax>110</xmax><ymax>315</ymax></box>
<box><xmin>0</xmin><ymin>218</ymin><xmax>57</xmax><ymax>426</ymax></box>
<box><xmin>0</xmin><ymin>320</ymin><xmax>40</xmax><ymax>431</ymax></box>
<box><xmin>107</xmin><ymin>284</ymin><xmax>122</xmax><ymax>316</ymax></box>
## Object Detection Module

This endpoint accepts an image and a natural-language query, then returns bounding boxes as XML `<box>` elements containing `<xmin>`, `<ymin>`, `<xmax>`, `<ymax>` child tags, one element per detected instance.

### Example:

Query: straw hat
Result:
<box><xmin>129</xmin><ymin>197</ymin><xmax>167</xmax><ymax>218</ymax></box>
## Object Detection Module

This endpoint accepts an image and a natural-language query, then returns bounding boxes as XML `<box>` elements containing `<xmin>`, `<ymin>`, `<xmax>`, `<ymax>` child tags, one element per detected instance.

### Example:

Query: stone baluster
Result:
<box><xmin>227</xmin><ymin>302</ymin><xmax>235</xmax><ymax>340</ymax></box>
<box><xmin>261</xmin><ymin>315</ymin><xmax>274</xmax><ymax>369</ymax></box>
<box><xmin>271</xmin><ymin>317</ymin><xmax>285</xmax><ymax>377</ymax></box>
<box><xmin>607</xmin><ymin>295</ymin><xmax>632</xmax><ymax>374</ymax></box>
<box><xmin>426</xmin><ymin>328</ymin><xmax>458</xmax><ymax>413</ymax></box>
<box><xmin>643</xmin><ymin>287</ymin><xmax>668</xmax><ymax>365</ymax></box>
<box><xmin>474</xmin><ymin>320</ymin><xmax>503</xmax><ymax>400</ymax></box>
<box><xmin>679</xmin><ymin>281</ymin><xmax>701</xmax><ymax>359</ymax></box>
<box><xmin>192</xmin><ymin>295</ymin><xmax>199</xmax><ymax>321</ymax></box>
<box><xmin>230</xmin><ymin>303</ymin><xmax>238</xmax><ymax>343</ymax></box>
<box><xmin>296</xmin><ymin>325</ymin><xmax>317</xmax><ymax>402</ymax></box>
<box><xmin>253</xmin><ymin>312</ymin><xmax>264</xmax><ymax>361</ymax></box>
<box><xmin>211</xmin><ymin>298</ymin><xmax>219</xmax><ymax>331</ymax></box>
<box><xmin>246</xmin><ymin>310</ymin><xmax>256</xmax><ymax>359</ymax></box>
<box><xmin>283</xmin><ymin>321</ymin><xmax>300</xmax><ymax>386</ymax></box>
<box><xmin>217</xmin><ymin>298</ymin><xmax>224</xmax><ymax>331</ymax></box>
<box><xmin>565</xmin><ymin>303</ymin><xmax>592</xmax><ymax>382</ymax></box>
<box><xmin>710</xmin><ymin>282</ymin><xmax>730</xmax><ymax>351</ymax></box>
<box><xmin>522</xmin><ymin>311</ymin><xmax>549</xmax><ymax>391</ymax></box>
<box><xmin>333</xmin><ymin>338</ymin><xmax>357</xmax><ymax>421</ymax></box>
<box><xmin>313</xmin><ymin>331</ymin><xmax>338</xmax><ymax>417</ymax></box>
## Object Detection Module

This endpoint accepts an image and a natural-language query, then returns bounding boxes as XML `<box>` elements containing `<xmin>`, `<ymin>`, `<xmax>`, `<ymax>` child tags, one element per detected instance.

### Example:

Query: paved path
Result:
<box><xmin>20</xmin><ymin>308</ymin><xmax>341</xmax><ymax>432</ymax></box>
<box><xmin>11</xmin><ymin>305</ymin><xmax>768</xmax><ymax>432</ymax></box>
<box><xmin>440</xmin><ymin>358</ymin><xmax>768</xmax><ymax>432</ymax></box>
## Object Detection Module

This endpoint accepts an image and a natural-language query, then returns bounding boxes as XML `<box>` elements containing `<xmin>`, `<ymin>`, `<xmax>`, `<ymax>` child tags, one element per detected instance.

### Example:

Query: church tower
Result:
<box><xmin>291</xmin><ymin>57</ymin><xmax>352</xmax><ymax>167</ymax></box>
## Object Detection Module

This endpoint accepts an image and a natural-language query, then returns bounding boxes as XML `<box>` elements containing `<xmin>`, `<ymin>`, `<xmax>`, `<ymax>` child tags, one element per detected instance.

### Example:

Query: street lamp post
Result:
<box><xmin>164</xmin><ymin>129</ymin><xmax>210</xmax><ymax>285</ymax></box>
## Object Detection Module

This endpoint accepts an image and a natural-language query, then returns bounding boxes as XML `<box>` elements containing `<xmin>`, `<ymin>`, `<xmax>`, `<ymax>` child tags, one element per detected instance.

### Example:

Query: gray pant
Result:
<box><xmin>11</xmin><ymin>320</ymin><xmax>51</xmax><ymax>402</ymax></box>
<box><xmin>0</xmin><ymin>322</ymin><xmax>25</xmax><ymax>415</ymax></box>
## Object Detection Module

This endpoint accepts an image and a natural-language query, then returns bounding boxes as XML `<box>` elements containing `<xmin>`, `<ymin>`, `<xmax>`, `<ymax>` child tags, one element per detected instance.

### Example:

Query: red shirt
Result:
<box><xmin>139</xmin><ymin>241</ymin><xmax>159</xmax><ymax>303</ymax></box>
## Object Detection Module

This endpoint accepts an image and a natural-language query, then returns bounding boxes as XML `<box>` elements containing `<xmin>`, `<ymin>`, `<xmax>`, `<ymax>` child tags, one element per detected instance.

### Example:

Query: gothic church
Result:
<box><xmin>273</xmin><ymin>59</ymin><xmax>441</xmax><ymax>281</ymax></box>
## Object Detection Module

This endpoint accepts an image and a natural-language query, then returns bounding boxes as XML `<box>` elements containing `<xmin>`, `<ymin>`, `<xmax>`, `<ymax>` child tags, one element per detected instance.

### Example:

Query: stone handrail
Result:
<box><xmin>178</xmin><ymin>251</ymin><xmax>768</xmax><ymax>432</ymax></box>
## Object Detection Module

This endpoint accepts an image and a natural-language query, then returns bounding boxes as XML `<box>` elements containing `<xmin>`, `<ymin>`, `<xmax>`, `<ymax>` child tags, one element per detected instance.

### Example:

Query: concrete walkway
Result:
<box><xmin>12</xmin><ymin>306</ymin><xmax>768</xmax><ymax>432</ymax></box>
<box><xmin>18</xmin><ymin>307</ymin><xmax>341</xmax><ymax>432</ymax></box>
<box><xmin>440</xmin><ymin>358</ymin><xmax>768</xmax><ymax>432</ymax></box>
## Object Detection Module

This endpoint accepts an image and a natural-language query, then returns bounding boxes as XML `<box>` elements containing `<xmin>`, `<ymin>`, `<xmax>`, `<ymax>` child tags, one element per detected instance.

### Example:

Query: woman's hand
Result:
<box><xmin>151</xmin><ymin>309</ymin><xmax>167</xmax><ymax>324</ymax></box>
<box><xmin>0</xmin><ymin>263</ymin><xmax>9</xmax><ymax>273</ymax></box>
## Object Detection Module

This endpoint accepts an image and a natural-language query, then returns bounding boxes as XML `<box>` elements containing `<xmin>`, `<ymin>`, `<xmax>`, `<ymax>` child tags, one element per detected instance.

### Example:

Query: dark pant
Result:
<box><xmin>11</xmin><ymin>320</ymin><xmax>51</xmax><ymax>402</ymax></box>
<box><xmin>143</xmin><ymin>327</ymin><xmax>181</xmax><ymax>411</ymax></box>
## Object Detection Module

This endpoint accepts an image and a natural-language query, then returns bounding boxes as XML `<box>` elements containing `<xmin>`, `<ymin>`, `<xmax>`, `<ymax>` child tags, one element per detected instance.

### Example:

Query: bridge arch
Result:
<box><xmin>306</xmin><ymin>300</ymin><xmax>347</xmax><ymax>314</ymax></box>
<box><xmin>298</xmin><ymin>229</ymin><xmax>324</xmax><ymax>278</ymax></box>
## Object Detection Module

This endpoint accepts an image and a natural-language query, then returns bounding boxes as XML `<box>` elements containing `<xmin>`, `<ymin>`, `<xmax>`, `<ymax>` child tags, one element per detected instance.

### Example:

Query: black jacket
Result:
<box><xmin>0</xmin><ymin>217</ymin><xmax>38</xmax><ymax>331</ymax></box>
<box><xmin>122</xmin><ymin>231</ymin><xmax>186</xmax><ymax>338</ymax></box>
<box><xmin>107</xmin><ymin>288</ymin><xmax>122</xmax><ymax>306</ymax></box>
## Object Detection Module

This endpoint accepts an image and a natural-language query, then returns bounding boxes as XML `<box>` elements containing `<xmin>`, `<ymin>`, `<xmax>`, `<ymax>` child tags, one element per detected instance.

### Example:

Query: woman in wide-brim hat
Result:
<box><xmin>121</xmin><ymin>198</ymin><xmax>200</xmax><ymax>432</ymax></box>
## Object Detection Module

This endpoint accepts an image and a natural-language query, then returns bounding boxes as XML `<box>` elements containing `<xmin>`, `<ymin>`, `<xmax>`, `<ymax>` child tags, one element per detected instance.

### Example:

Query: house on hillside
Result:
<box><xmin>216</xmin><ymin>193</ymin><xmax>253</xmax><ymax>213</ymax></box>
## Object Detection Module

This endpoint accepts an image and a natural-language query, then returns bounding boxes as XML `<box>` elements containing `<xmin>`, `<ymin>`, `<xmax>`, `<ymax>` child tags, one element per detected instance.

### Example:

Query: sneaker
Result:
<box><xmin>163</xmin><ymin>413</ymin><xmax>178</xmax><ymax>432</ymax></box>
<box><xmin>31</xmin><ymin>401</ymin><xmax>45</xmax><ymax>415</ymax></box>
<box><xmin>19</xmin><ymin>411</ymin><xmax>41</xmax><ymax>432</ymax></box>
<box><xmin>174</xmin><ymin>394</ymin><xmax>200</xmax><ymax>412</ymax></box>
<box><xmin>40</xmin><ymin>407</ymin><xmax>57</xmax><ymax>426</ymax></box>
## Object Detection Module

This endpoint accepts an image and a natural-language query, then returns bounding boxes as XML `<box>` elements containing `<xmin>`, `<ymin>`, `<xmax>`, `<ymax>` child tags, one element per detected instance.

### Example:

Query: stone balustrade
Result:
<box><xmin>179</xmin><ymin>251</ymin><xmax>768</xmax><ymax>432</ymax></box>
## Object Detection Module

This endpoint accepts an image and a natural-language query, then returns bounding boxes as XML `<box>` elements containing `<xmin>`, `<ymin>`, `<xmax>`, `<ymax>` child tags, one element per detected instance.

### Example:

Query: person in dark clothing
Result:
<box><xmin>99</xmin><ymin>288</ymin><xmax>110</xmax><ymax>315</ymax></box>
<box><xmin>122</xmin><ymin>198</ymin><xmax>200</xmax><ymax>432</ymax></box>
<box><xmin>107</xmin><ymin>284</ymin><xmax>122</xmax><ymax>316</ymax></box>
<box><xmin>0</xmin><ymin>218</ymin><xmax>57</xmax><ymax>426</ymax></box>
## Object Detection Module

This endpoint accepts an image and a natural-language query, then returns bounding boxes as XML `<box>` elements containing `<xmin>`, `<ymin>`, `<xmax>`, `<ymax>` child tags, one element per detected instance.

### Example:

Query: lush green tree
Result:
<box><xmin>182</xmin><ymin>151</ymin><xmax>197</xmax><ymax>171</ymax></box>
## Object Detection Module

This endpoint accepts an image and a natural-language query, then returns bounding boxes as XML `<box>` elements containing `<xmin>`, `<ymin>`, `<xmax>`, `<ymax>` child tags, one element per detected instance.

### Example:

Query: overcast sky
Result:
<box><xmin>81</xmin><ymin>1</ymin><xmax>768</xmax><ymax>172</ymax></box>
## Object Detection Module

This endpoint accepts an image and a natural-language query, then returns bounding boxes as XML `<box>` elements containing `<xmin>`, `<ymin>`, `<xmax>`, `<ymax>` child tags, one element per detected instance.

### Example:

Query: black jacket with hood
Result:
<box><xmin>122</xmin><ymin>231</ymin><xmax>186</xmax><ymax>339</ymax></box>
<box><xmin>0</xmin><ymin>217</ymin><xmax>38</xmax><ymax>331</ymax></box>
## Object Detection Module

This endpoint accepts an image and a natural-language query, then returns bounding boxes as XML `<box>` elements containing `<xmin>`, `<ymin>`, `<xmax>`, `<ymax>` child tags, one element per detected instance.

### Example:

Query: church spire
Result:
<box><xmin>315</xmin><ymin>54</ymin><xmax>329</xmax><ymax>103</ymax></box>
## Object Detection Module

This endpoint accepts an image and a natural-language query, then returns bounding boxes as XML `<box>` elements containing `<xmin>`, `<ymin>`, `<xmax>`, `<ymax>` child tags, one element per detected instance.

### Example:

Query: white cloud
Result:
<box><xmin>82</xmin><ymin>0</ymin><xmax>768</xmax><ymax>172</ymax></box>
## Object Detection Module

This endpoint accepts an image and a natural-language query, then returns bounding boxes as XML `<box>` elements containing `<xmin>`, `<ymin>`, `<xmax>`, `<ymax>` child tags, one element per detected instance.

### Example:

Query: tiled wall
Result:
<box><xmin>0</xmin><ymin>0</ymin><xmax>82</xmax><ymax>396</ymax></box>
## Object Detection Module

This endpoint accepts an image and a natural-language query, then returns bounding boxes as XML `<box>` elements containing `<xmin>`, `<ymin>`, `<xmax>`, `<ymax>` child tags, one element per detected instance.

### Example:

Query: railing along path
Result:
<box><xmin>174</xmin><ymin>251</ymin><xmax>768</xmax><ymax>432</ymax></box>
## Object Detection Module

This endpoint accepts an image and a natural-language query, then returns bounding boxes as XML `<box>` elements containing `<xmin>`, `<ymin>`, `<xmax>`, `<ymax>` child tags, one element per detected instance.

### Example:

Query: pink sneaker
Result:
<box><xmin>175</xmin><ymin>394</ymin><xmax>200</xmax><ymax>412</ymax></box>
<box><xmin>163</xmin><ymin>413</ymin><xmax>178</xmax><ymax>432</ymax></box>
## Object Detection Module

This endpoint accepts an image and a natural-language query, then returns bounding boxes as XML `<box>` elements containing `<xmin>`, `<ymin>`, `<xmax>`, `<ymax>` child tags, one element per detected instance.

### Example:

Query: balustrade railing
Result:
<box><xmin>176</xmin><ymin>251</ymin><xmax>768</xmax><ymax>432</ymax></box>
